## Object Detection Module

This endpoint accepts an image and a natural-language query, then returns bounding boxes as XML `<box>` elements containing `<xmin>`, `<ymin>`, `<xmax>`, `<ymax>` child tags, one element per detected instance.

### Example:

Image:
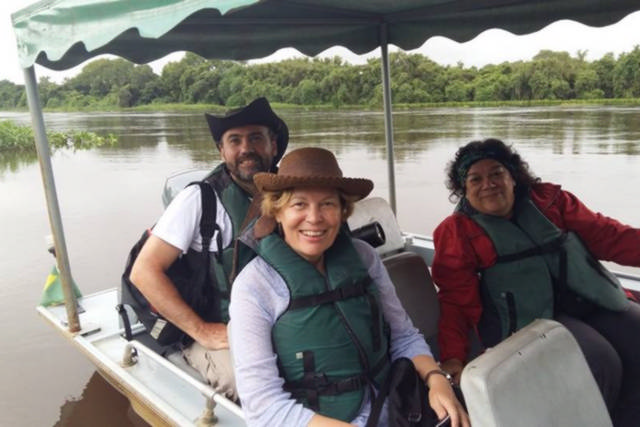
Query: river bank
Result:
<box><xmin>3</xmin><ymin>97</ymin><xmax>640</xmax><ymax>115</ymax></box>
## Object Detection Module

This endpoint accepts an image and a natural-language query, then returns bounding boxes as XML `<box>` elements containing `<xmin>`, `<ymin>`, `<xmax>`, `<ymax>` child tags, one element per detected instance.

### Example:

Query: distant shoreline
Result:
<box><xmin>3</xmin><ymin>98</ymin><xmax>640</xmax><ymax>114</ymax></box>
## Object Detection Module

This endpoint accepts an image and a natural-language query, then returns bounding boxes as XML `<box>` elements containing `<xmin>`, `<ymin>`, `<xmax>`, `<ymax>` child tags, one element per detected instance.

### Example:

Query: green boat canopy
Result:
<box><xmin>12</xmin><ymin>0</ymin><xmax>640</xmax><ymax>71</ymax></box>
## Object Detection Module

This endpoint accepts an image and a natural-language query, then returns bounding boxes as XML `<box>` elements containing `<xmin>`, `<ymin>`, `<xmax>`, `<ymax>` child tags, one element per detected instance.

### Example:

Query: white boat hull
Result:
<box><xmin>38</xmin><ymin>289</ymin><xmax>245</xmax><ymax>426</ymax></box>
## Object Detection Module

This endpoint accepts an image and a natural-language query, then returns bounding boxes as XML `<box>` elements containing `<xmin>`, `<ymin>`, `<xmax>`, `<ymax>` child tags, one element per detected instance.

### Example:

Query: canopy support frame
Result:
<box><xmin>379</xmin><ymin>22</ymin><xmax>397</xmax><ymax>215</ymax></box>
<box><xmin>23</xmin><ymin>66</ymin><xmax>80</xmax><ymax>333</ymax></box>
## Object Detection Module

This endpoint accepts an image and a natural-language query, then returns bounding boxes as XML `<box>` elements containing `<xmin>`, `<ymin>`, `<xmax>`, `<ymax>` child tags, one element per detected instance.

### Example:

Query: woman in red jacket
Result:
<box><xmin>432</xmin><ymin>138</ymin><xmax>640</xmax><ymax>427</ymax></box>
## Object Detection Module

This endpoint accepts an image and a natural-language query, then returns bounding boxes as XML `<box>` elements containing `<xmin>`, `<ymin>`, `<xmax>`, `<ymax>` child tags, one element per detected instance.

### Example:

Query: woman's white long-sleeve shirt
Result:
<box><xmin>229</xmin><ymin>239</ymin><xmax>431</xmax><ymax>426</ymax></box>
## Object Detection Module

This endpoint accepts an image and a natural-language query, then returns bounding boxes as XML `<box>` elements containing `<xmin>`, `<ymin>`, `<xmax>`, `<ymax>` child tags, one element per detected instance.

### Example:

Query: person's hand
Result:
<box><xmin>427</xmin><ymin>374</ymin><xmax>471</xmax><ymax>427</ymax></box>
<box><xmin>440</xmin><ymin>358</ymin><xmax>464</xmax><ymax>385</ymax></box>
<box><xmin>194</xmin><ymin>322</ymin><xmax>229</xmax><ymax>350</ymax></box>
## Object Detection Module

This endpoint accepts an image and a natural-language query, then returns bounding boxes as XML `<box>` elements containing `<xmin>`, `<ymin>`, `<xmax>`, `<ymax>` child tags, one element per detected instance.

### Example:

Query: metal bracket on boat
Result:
<box><xmin>195</xmin><ymin>397</ymin><xmax>218</xmax><ymax>426</ymax></box>
<box><xmin>121</xmin><ymin>343</ymin><xmax>139</xmax><ymax>367</ymax></box>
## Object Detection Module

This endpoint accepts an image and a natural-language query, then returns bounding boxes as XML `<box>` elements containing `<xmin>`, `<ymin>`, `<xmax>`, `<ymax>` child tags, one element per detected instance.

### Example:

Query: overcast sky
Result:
<box><xmin>3</xmin><ymin>2</ymin><xmax>640</xmax><ymax>85</ymax></box>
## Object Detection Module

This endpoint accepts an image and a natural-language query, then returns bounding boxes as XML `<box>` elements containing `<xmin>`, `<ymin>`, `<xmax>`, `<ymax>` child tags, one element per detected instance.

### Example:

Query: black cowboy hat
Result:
<box><xmin>204</xmin><ymin>97</ymin><xmax>289</xmax><ymax>166</ymax></box>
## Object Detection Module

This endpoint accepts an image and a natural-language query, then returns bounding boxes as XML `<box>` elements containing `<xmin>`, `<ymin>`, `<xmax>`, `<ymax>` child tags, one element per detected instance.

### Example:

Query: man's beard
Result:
<box><xmin>231</xmin><ymin>153</ymin><xmax>270</xmax><ymax>183</ymax></box>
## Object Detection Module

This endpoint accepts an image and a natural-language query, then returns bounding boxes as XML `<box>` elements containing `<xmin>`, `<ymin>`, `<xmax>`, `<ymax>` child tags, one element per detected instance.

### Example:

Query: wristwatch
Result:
<box><xmin>423</xmin><ymin>369</ymin><xmax>453</xmax><ymax>386</ymax></box>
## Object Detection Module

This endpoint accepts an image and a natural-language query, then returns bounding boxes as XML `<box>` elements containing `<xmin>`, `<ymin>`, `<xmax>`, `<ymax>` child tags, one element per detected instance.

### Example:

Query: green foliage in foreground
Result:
<box><xmin>0</xmin><ymin>120</ymin><xmax>117</xmax><ymax>153</ymax></box>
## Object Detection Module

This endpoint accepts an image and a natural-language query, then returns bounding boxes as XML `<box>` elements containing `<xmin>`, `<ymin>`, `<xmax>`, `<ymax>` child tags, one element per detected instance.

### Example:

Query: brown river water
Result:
<box><xmin>1</xmin><ymin>106</ymin><xmax>640</xmax><ymax>426</ymax></box>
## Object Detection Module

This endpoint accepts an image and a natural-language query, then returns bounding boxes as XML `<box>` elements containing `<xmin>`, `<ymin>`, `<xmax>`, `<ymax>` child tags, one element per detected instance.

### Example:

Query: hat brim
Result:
<box><xmin>254</xmin><ymin>173</ymin><xmax>373</xmax><ymax>200</ymax></box>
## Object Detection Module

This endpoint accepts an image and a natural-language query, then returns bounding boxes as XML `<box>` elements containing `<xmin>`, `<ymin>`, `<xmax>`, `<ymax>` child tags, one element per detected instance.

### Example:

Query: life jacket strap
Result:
<box><xmin>283</xmin><ymin>351</ymin><xmax>389</xmax><ymax>401</ymax></box>
<box><xmin>289</xmin><ymin>277</ymin><xmax>372</xmax><ymax>310</ymax></box>
<box><xmin>366</xmin><ymin>291</ymin><xmax>382</xmax><ymax>351</ymax></box>
<box><xmin>284</xmin><ymin>373</ymin><xmax>368</xmax><ymax>398</ymax></box>
<box><xmin>495</xmin><ymin>234</ymin><xmax>567</xmax><ymax>263</ymax></box>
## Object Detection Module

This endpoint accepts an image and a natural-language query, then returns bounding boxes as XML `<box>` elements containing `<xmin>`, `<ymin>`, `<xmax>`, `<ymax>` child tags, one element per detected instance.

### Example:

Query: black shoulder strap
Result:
<box><xmin>189</xmin><ymin>181</ymin><xmax>220</xmax><ymax>288</ymax></box>
<box><xmin>192</xmin><ymin>181</ymin><xmax>218</xmax><ymax>250</ymax></box>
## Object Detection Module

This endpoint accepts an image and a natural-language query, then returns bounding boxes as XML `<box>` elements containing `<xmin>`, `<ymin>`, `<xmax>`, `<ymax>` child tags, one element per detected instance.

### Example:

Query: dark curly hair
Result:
<box><xmin>445</xmin><ymin>138</ymin><xmax>539</xmax><ymax>202</ymax></box>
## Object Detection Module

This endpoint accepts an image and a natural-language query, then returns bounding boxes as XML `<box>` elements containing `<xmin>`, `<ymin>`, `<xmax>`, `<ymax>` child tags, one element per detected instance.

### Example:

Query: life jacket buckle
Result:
<box><xmin>311</xmin><ymin>373</ymin><xmax>330</xmax><ymax>388</ymax></box>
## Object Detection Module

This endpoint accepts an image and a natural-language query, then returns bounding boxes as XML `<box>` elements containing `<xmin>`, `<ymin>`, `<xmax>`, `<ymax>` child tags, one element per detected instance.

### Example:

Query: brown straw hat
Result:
<box><xmin>253</xmin><ymin>147</ymin><xmax>373</xmax><ymax>200</ymax></box>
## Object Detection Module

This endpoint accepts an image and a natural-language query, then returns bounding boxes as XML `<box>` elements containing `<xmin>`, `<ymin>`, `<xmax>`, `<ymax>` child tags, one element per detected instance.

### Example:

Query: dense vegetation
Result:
<box><xmin>1</xmin><ymin>47</ymin><xmax>640</xmax><ymax>110</ymax></box>
<box><xmin>0</xmin><ymin>120</ymin><xmax>116</xmax><ymax>153</ymax></box>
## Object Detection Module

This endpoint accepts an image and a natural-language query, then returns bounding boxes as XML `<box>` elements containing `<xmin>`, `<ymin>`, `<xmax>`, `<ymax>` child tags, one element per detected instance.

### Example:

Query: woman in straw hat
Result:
<box><xmin>229</xmin><ymin>147</ymin><xmax>469</xmax><ymax>427</ymax></box>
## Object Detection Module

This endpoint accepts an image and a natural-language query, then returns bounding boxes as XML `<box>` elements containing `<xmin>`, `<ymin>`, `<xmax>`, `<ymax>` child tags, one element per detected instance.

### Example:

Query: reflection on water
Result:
<box><xmin>1</xmin><ymin>106</ymin><xmax>640</xmax><ymax>426</ymax></box>
<box><xmin>56</xmin><ymin>372</ymin><xmax>148</xmax><ymax>427</ymax></box>
<box><xmin>0</xmin><ymin>150</ymin><xmax>38</xmax><ymax>177</ymax></box>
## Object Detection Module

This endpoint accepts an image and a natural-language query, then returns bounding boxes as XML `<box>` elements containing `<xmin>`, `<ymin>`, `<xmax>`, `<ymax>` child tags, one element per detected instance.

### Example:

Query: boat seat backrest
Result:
<box><xmin>460</xmin><ymin>319</ymin><xmax>612</xmax><ymax>427</ymax></box>
<box><xmin>348</xmin><ymin>197</ymin><xmax>406</xmax><ymax>257</ymax></box>
<box><xmin>382</xmin><ymin>251</ymin><xmax>440</xmax><ymax>355</ymax></box>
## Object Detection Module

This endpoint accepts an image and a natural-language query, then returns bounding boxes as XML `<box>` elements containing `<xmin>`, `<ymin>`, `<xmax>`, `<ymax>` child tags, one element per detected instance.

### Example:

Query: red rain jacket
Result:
<box><xmin>432</xmin><ymin>182</ymin><xmax>640</xmax><ymax>363</ymax></box>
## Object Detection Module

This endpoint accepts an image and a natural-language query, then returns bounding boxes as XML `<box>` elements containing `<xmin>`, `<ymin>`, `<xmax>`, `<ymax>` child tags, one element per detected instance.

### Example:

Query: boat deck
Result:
<box><xmin>37</xmin><ymin>289</ymin><xmax>246</xmax><ymax>427</ymax></box>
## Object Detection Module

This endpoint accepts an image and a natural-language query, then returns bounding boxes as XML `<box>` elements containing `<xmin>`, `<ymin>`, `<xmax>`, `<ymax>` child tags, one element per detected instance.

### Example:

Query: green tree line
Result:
<box><xmin>2</xmin><ymin>46</ymin><xmax>640</xmax><ymax>110</ymax></box>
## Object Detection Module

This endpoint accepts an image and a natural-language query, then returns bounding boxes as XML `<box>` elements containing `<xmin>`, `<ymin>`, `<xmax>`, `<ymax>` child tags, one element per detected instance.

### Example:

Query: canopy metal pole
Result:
<box><xmin>23</xmin><ymin>66</ymin><xmax>80</xmax><ymax>333</ymax></box>
<box><xmin>379</xmin><ymin>23</ymin><xmax>397</xmax><ymax>214</ymax></box>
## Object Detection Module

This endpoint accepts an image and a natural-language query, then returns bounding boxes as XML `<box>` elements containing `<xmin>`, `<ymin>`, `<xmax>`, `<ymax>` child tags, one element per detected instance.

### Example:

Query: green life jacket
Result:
<box><xmin>183</xmin><ymin>164</ymin><xmax>253</xmax><ymax>323</ymax></box>
<box><xmin>253</xmin><ymin>229</ymin><xmax>390</xmax><ymax>422</ymax></box>
<box><xmin>467</xmin><ymin>196</ymin><xmax>628</xmax><ymax>345</ymax></box>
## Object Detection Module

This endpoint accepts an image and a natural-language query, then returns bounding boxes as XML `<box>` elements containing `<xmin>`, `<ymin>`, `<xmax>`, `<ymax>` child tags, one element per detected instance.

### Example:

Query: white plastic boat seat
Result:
<box><xmin>382</xmin><ymin>251</ymin><xmax>440</xmax><ymax>354</ymax></box>
<box><xmin>348</xmin><ymin>196</ymin><xmax>406</xmax><ymax>257</ymax></box>
<box><xmin>460</xmin><ymin>319</ymin><xmax>612</xmax><ymax>427</ymax></box>
<box><xmin>162</xmin><ymin>169</ymin><xmax>209</xmax><ymax>208</ymax></box>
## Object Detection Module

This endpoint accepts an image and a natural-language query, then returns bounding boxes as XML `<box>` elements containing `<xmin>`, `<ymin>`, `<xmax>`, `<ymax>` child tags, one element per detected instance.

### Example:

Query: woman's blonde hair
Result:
<box><xmin>261</xmin><ymin>188</ymin><xmax>358</xmax><ymax>220</ymax></box>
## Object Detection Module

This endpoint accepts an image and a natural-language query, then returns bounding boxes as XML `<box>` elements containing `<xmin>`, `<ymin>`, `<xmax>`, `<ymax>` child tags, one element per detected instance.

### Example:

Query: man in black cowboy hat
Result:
<box><xmin>130</xmin><ymin>97</ymin><xmax>288</xmax><ymax>400</ymax></box>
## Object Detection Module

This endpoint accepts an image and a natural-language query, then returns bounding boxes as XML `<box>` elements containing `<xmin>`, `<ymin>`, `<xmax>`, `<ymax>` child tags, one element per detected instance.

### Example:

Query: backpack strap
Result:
<box><xmin>116</xmin><ymin>303</ymin><xmax>134</xmax><ymax>341</ymax></box>
<box><xmin>189</xmin><ymin>181</ymin><xmax>219</xmax><ymax>287</ymax></box>
<box><xmin>191</xmin><ymin>181</ymin><xmax>218</xmax><ymax>251</ymax></box>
